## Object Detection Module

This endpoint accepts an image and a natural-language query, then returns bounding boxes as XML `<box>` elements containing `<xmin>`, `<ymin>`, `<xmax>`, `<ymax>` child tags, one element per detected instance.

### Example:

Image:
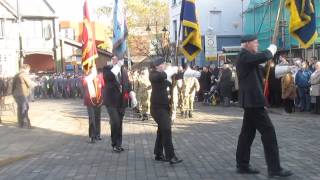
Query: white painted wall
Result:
<box><xmin>169</xmin><ymin>0</ymin><xmax>250</xmax><ymax>43</ymax></box>
<box><xmin>0</xmin><ymin>19</ymin><xmax>19</xmax><ymax>77</ymax></box>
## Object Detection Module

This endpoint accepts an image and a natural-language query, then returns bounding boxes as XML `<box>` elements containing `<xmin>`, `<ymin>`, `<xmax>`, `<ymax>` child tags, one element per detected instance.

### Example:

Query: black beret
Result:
<box><xmin>241</xmin><ymin>34</ymin><xmax>257</xmax><ymax>43</ymax></box>
<box><xmin>152</xmin><ymin>57</ymin><xmax>165</xmax><ymax>67</ymax></box>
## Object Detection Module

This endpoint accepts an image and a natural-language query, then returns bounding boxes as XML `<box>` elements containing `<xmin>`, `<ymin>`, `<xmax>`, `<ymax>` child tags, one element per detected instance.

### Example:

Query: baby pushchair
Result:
<box><xmin>203</xmin><ymin>85</ymin><xmax>220</xmax><ymax>106</ymax></box>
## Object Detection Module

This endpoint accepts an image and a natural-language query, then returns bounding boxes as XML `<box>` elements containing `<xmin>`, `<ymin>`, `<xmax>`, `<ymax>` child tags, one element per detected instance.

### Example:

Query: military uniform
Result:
<box><xmin>171</xmin><ymin>74</ymin><xmax>183</xmax><ymax>120</ymax></box>
<box><xmin>181</xmin><ymin>76</ymin><xmax>200</xmax><ymax>118</ymax></box>
<box><xmin>137</xmin><ymin>70</ymin><xmax>151</xmax><ymax>120</ymax></box>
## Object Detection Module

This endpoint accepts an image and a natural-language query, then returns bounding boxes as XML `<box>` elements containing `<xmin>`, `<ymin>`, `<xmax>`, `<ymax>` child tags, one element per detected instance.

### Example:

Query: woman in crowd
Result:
<box><xmin>281</xmin><ymin>71</ymin><xmax>296</xmax><ymax>113</ymax></box>
<box><xmin>295</xmin><ymin>61</ymin><xmax>312</xmax><ymax>112</ymax></box>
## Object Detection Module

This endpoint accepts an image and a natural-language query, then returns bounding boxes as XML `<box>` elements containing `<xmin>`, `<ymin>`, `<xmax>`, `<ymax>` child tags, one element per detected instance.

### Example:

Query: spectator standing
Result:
<box><xmin>295</xmin><ymin>61</ymin><xmax>312</xmax><ymax>112</ymax></box>
<box><xmin>310</xmin><ymin>62</ymin><xmax>320</xmax><ymax>114</ymax></box>
<box><xmin>281</xmin><ymin>72</ymin><xmax>296</xmax><ymax>113</ymax></box>
<box><xmin>198</xmin><ymin>67</ymin><xmax>211</xmax><ymax>102</ymax></box>
<box><xmin>12</xmin><ymin>64</ymin><xmax>34</xmax><ymax>128</ymax></box>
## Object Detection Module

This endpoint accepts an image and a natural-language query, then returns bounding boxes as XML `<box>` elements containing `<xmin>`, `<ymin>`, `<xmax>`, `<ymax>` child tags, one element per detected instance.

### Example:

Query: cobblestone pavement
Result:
<box><xmin>0</xmin><ymin>99</ymin><xmax>319</xmax><ymax>180</ymax></box>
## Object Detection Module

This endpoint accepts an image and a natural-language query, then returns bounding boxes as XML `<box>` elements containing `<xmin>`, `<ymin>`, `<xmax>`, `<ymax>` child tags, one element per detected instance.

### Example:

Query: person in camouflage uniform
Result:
<box><xmin>136</xmin><ymin>68</ymin><xmax>152</xmax><ymax>120</ymax></box>
<box><xmin>131</xmin><ymin>70</ymin><xmax>141</xmax><ymax>114</ymax></box>
<box><xmin>171</xmin><ymin>66</ymin><xmax>184</xmax><ymax>121</ymax></box>
<box><xmin>181</xmin><ymin>66</ymin><xmax>200</xmax><ymax>118</ymax></box>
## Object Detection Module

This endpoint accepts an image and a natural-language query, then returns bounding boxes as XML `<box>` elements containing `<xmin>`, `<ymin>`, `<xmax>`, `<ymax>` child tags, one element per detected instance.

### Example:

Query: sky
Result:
<box><xmin>47</xmin><ymin>0</ymin><xmax>113</xmax><ymax>22</ymax></box>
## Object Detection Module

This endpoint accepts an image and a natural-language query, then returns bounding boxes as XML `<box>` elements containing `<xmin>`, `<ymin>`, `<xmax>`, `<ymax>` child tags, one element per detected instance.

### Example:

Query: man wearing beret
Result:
<box><xmin>149</xmin><ymin>57</ymin><xmax>183</xmax><ymax>164</ymax></box>
<box><xmin>103</xmin><ymin>56</ymin><xmax>137</xmax><ymax>153</ymax></box>
<box><xmin>235</xmin><ymin>35</ymin><xmax>293</xmax><ymax>178</ymax></box>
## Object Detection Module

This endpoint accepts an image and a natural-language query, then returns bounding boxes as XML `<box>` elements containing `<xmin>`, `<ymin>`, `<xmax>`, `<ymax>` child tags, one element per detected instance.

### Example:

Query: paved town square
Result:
<box><xmin>0</xmin><ymin>100</ymin><xmax>319</xmax><ymax>180</ymax></box>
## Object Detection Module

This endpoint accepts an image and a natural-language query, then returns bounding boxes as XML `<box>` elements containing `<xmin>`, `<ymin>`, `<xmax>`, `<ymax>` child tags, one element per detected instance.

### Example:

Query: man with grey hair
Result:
<box><xmin>236</xmin><ymin>35</ymin><xmax>292</xmax><ymax>177</ymax></box>
<box><xmin>12</xmin><ymin>64</ymin><xmax>34</xmax><ymax>128</ymax></box>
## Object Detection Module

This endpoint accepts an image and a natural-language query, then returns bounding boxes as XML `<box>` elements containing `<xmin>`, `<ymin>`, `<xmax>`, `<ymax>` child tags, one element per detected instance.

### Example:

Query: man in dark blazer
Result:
<box><xmin>235</xmin><ymin>35</ymin><xmax>293</xmax><ymax>178</ymax></box>
<box><xmin>103</xmin><ymin>56</ymin><xmax>137</xmax><ymax>152</ymax></box>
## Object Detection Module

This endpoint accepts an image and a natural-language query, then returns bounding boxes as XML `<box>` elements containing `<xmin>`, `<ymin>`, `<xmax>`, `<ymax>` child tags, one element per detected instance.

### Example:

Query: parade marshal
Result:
<box><xmin>235</xmin><ymin>35</ymin><xmax>293</xmax><ymax>178</ymax></box>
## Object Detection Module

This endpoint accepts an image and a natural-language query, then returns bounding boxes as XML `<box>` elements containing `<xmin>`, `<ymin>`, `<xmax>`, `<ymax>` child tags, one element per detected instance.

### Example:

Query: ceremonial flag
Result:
<box><xmin>113</xmin><ymin>0</ymin><xmax>128</xmax><ymax>58</ymax></box>
<box><xmin>180</xmin><ymin>0</ymin><xmax>202</xmax><ymax>61</ymax></box>
<box><xmin>286</xmin><ymin>0</ymin><xmax>318</xmax><ymax>48</ymax></box>
<box><xmin>82</xmin><ymin>0</ymin><xmax>98</xmax><ymax>75</ymax></box>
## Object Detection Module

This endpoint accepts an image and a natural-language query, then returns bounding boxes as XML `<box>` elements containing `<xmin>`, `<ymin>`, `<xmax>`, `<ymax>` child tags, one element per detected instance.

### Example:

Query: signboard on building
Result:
<box><xmin>205</xmin><ymin>29</ymin><xmax>217</xmax><ymax>61</ymax></box>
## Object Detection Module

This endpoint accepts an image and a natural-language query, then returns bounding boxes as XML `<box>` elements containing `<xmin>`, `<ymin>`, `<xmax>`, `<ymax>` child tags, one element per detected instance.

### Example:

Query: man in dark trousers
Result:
<box><xmin>235</xmin><ymin>35</ymin><xmax>293</xmax><ymax>178</ymax></box>
<box><xmin>149</xmin><ymin>57</ymin><xmax>182</xmax><ymax>165</ymax></box>
<box><xmin>103</xmin><ymin>56</ymin><xmax>137</xmax><ymax>153</ymax></box>
<box><xmin>198</xmin><ymin>66</ymin><xmax>211</xmax><ymax>102</ymax></box>
<box><xmin>82</xmin><ymin>69</ymin><xmax>104</xmax><ymax>143</ymax></box>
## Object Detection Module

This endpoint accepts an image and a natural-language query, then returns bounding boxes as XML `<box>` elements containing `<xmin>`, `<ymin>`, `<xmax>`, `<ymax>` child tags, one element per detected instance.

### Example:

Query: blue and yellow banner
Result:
<box><xmin>286</xmin><ymin>0</ymin><xmax>318</xmax><ymax>48</ymax></box>
<box><xmin>180</xmin><ymin>0</ymin><xmax>202</xmax><ymax>61</ymax></box>
<box><xmin>113</xmin><ymin>0</ymin><xmax>128</xmax><ymax>58</ymax></box>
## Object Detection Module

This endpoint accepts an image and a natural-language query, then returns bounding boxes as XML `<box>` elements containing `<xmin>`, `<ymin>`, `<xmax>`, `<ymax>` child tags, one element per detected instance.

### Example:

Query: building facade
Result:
<box><xmin>169</xmin><ymin>0</ymin><xmax>249</xmax><ymax>67</ymax></box>
<box><xmin>0</xmin><ymin>0</ymin><xmax>59</xmax><ymax>76</ymax></box>
<box><xmin>60</xmin><ymin>21</ymin><xmax>113</xmax><ymax>72</ymax></box>
<box><xmin>244</xmin><ymin>0</ymin><xmax>320</xmax><ymax>60</ymax></box>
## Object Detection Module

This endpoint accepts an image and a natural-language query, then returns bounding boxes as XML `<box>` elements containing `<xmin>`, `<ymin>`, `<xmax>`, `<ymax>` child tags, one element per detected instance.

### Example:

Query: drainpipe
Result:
<box><xmin>17</xmin><ymin>0</ymin><xmax>23</xmax><ymax>67</ymax></box>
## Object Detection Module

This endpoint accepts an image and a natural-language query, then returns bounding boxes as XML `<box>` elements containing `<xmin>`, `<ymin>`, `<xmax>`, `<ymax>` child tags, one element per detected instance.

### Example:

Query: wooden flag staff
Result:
<box><xmin>264</xmin><ymin>0</ymin><xmax>285</xmax><ymax>96</ymax></box>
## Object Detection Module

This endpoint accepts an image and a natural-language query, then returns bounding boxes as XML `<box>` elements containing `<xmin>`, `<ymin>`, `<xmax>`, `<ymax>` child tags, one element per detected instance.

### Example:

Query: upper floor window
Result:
<box><xmin>0</xmin><ymin>20</ymin><xmax>4</xmax><ymax>39</ymax></box>
<box><xmin>172</xmin><ymin>0</ymin><xmax>177</xmax><ymax>6</ymax></box>
<box><xmin>42</xmin><ymin>21</ymin><xmax>52</xmax><ymax>40</ymax></box>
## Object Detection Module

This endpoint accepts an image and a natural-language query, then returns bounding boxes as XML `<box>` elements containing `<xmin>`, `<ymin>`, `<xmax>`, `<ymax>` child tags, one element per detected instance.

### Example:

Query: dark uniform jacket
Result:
<box><xmin>103</xmin><ymin>65</ymin><xmax>131</xmax><ymax>108</ymax></box>
<box><xmin>149</xmin><ymin>71</ymin><xmax>171</xmax><ymax>107</ymax></box>
<box><xmin>236</xmin><ymin>48</ymin><xmax>273</xmax><ymax>108</ymax></box>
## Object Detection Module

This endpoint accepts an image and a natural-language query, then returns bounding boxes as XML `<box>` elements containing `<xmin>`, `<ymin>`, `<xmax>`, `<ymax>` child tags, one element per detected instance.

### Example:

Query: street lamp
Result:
<box><xmin>146</xmin><ymin>24</ymin><xmax>151</xmax><ymax>32</ymax></box>
<box><xmin>162</xmin><ymin>26</ymin><xmax>168</xmax><ymax>32</ymax></box>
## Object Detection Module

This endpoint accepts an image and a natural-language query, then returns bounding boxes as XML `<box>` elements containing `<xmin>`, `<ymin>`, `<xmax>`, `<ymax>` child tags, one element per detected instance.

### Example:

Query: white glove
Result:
<box><xmin>129</xmin><ymin>91</ymin><xmax>137</xmax><ymax>108</ymax></box>
<box><xmin>164</xmin><ymin>66</ymin><xmax>178</xmax><ymax>82</ymax></box>
<box><xmin>267</xmin><ymin>44</ymin><xmax>277</xmax><ymax>56</ymax></box>
<box><xmin>111</xmin><ymin>64</ymin><xmax>121</xmax><ymax>76</ymax></box>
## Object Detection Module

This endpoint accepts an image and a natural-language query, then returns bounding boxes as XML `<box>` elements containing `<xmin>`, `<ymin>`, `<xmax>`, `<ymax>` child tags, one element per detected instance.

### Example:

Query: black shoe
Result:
<box><xmin>155</xmin><ymin>155</ymin><xmax>167</xmax><ymax>162</ymax></box>
<box><xmin>119</xmin><ymin>147</ymin><xmax>124</xmax><ymax>151</ymax></box>
<box><xmin>169</xmin><ymin>156</ymin><xmax>183</xmax><ymax>165</ymax></box>
<box><xmin>268</xmin><ymin>168</ymin><xmax>293</xmax><ymax>178</ymax></box>
<box><xmin>112</xmin><ymin>146</ymin><xmax>122</xmax><ymax>153</ymax></box>
<box><xmin>90</xmin><ymin>138</ymin><xmax>96</xmax><ymax>144</ymax></box>
<box><xmin>236</xmin><ymin>166</ymin><xmax>260</xmax><ymax>174</ymax></box>
<box><xmin>96</xmin><ymin>137</ymin><xmax>102</xmax><ymax>141</ymax></box>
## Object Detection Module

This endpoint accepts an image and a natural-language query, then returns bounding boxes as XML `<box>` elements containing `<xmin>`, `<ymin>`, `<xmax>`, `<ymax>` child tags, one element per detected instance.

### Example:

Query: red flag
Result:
<box><xmin>82</xmin><ymin>0</ymin><xmax>98</xmax><ymax>75</ymax></box>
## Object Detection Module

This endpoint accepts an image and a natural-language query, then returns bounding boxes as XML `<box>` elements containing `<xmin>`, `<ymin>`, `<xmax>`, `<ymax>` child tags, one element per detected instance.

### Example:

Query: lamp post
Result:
<box><xmin>146</xmin><ymin>22</ymin><xmax>170</xmax><ymax>62</ymax></box>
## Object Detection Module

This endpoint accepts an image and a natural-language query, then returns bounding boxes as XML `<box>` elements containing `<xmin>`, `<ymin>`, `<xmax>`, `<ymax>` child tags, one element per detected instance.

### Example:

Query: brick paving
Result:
<box><xmin>0</xmin><ymin>99</ymin><xmax>319</xmax><ymax>180</ymax></box>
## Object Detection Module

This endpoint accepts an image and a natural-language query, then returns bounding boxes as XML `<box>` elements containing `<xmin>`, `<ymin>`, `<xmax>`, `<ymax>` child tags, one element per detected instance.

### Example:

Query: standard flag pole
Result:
<box><xmin>174</xmin><ymin>22</ymin><xmax>182</xmax><ymax>65</ymax></box>
<box><xmin>264</xmin><ymin>0</ymin><xmax>285</xmax><ymax>96</ymax></box>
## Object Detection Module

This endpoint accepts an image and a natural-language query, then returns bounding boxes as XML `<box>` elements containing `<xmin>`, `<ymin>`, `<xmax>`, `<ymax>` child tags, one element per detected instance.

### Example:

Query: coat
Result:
<box><xmin>236</xmin><ymin>48</ymin><xmax>273</xmax><ymax>108</ymax></box>
<box><xmin>295</xmin><ymin>69</ymin><xmax>312</xmax><ymax>88</ymax></box>
<box><xmin>103</xmin><ymin>65</ymin><xmax>132</xmax><ymax>108</ymax></box>
<box><xmin>12</xmin><ymin>72</ymin><xmax>33</xmax><ymax>97</ymax></box>
<box><xmin>219</xmin><ymin>68</ymin><xmax>233</xmax><ymax>98</ymax></box>
<box><xmin>199</xmin><ymin>71</ymin><xmax>212</xmax><ymax>92</ymax></box>
<box><xmin>149</xmin><ymin>70</ymin><xmax>171</xmax><ymax>107</ymax></box>
<box><xmin>281</xmin><ymin>73</ymin><xmax>296</xmax><ymax>100</ymax></box>
<box><xmin>310</xmin><ymin>70</ymin><xmax>320</xmax><ymax>96</ymax></box>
